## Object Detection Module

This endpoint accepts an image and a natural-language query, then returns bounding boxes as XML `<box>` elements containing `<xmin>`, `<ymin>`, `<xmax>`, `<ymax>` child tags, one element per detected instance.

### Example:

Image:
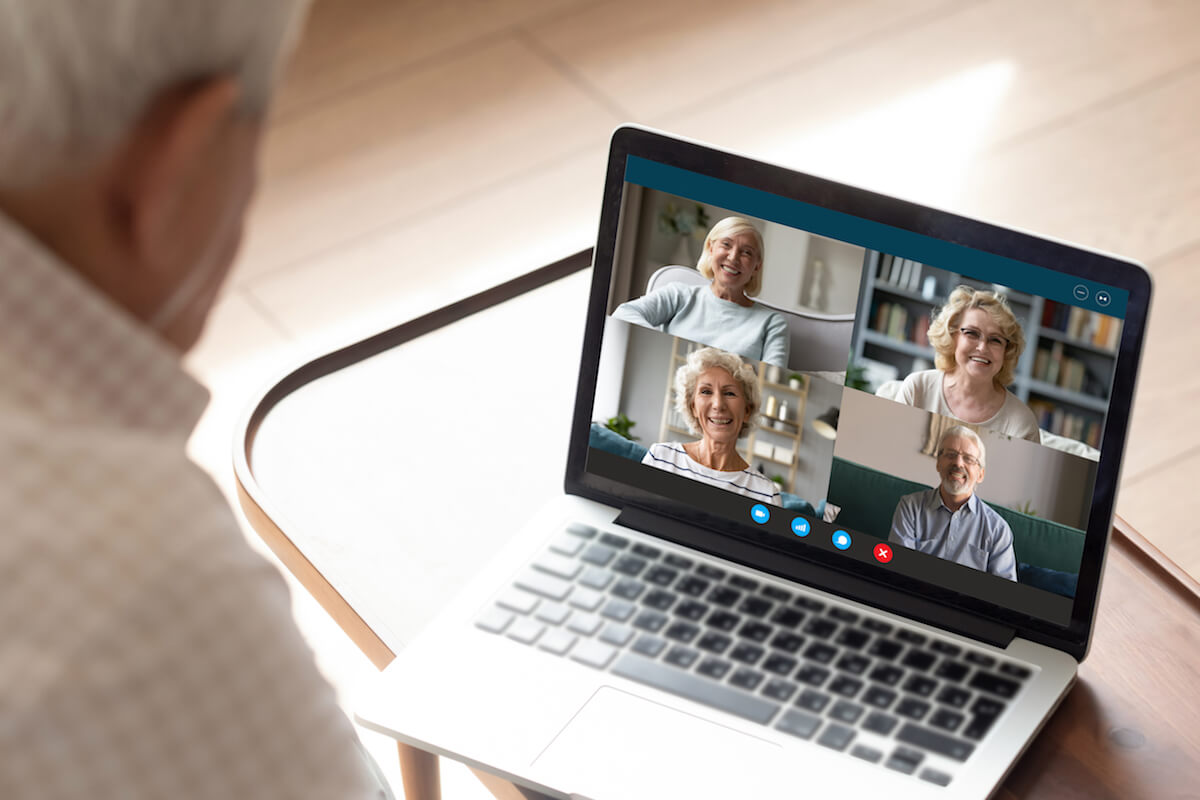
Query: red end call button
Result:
<box><xmin>874</xmin><ymin>543</ymin><xmax>894</xmax><ymax>563</ymax></box>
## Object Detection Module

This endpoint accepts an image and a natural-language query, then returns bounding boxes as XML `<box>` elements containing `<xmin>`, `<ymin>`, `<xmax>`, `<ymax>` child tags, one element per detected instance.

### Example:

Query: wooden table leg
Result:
<box><xmin>397</xmin><ymin>743</ymin><xmax>441</xmax><ymax>800</ymax></box>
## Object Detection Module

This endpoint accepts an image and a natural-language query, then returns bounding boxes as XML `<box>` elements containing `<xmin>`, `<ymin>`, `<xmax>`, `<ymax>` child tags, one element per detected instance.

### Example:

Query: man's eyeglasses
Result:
<box><xmin>957</xmin><ymin>327</ymin><xmax>1009</xmax><ymax>350</ymax></box>
<box><xmin>938</xmin><ymin>449</ymin><xmax>981</xmax><ymax>468</ymax></box>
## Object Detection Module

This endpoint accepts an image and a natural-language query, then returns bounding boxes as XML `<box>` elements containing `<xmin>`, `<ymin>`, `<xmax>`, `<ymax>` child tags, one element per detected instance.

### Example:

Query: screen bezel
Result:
<box><xmin>565</xmin><ymin>125</ymin><xmax>1152</xmax><ymax>661</ymax></box>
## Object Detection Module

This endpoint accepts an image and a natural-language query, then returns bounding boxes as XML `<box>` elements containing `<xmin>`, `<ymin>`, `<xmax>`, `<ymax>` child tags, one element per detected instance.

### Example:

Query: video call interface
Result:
<box><xmin>585</xmin><ymin>157</ymin><xmax>1130</xmax><ymax>626</ymax></box>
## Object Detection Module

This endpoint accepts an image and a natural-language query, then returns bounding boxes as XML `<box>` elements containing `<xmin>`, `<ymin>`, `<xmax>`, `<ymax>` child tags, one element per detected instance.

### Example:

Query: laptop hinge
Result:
<box><xmin>615</xmin><ymin>505</ymin><xmax>1017</xmax><ymax>649</ymax></box>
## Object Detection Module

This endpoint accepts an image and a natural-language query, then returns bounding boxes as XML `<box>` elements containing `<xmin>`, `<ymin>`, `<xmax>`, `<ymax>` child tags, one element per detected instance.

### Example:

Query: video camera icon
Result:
<box><xmin>750</xmin><ymin>504</ymin><xmax>770</xmax><ymax>524</ymax></box>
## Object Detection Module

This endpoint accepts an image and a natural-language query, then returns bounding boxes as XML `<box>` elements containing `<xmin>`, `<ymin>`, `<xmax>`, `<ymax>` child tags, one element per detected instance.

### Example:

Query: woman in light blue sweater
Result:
<box><xmin>613</xmin><ymin>216</ymin><xmax>789</xmax><ymax>367</ymax></box>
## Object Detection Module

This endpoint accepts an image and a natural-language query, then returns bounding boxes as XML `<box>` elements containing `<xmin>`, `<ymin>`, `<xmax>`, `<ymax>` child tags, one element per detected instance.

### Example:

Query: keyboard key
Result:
<box><xmin>534</xmin><ymin>602</ymin><xmax>571</xmax><ymax>625</ymax></box>
<box><xmin>496</xmin><ymin>590</ymin><xmax>539</xmax><ymax>615</ymax></box>
<box><xmin>475</xmin><ymin>606</ymin><xmax>514</xmax><ymax>634</ymax></box>
<box><xmin>599</xmin><ymin>624</ymin><xmax>635</xmax><ymax>647</ymax></box>
<box><xmin>674</xmin><ymin>599</ymin><xmax>709</xmax><ymax>621</ymax></box>
<box><xmin>769</xmin><ymin>607</ymin><xmax>806</xmax><ymax>629</ymax></box>
<box><xmin>533</xmin><ymin>552</ymin><xmax>582</xmax><ymax>580</ymax></box>
<box><xmin>963</xmin><ymin>697</ymin><xmax>1006</xmax><ymax>740</ymax></box>
<box><xmin>632</xmin><ymin>610</ymin><xmax>668</xmax><ymax>633</ymax></box>
<box><xmin>863</xmin><ymin>711</ymin><xmax>899</xmax><ymax>736</ymax></box>
<box><xmin>762</xmin><ymin>678</ymin><xmax>798</xmax><ymax>702</ymax></box>
<box><xmin>896</xmin><ymin>630</ymin><xmax>927</xmax><ymax>646</ymax></box>
<box><xmin>571</xmin><ymin>639</ymin><xmax>617</xmax><ymax>669</ymax></box>
<box><xmin>868</xmin><ymin>664</ymin><xmax>904</xmax><ymax>687</ymax></box>
<box><xmin>895</xmin><ymin>698</ymin><xmax>931</xmax><ymax>721</ymax></box>
<box><xmin>762</xmin><ymin>654</ymin><xmax>798</xmax><ymax>676</ymax></box>
<box><xmin>600</xmin><ymin>599</ymin><xmax>635</xmax><ymax>622</ymax></box>
<box><xmin>828</xmin><ymin>700</ymin><xmax>865</xmax><ymax>725</ymax></box>
<box><xmin>930</xmin><ymin>708</ymin><xmax>965</xmax><ymax>733</ymax></box>
<box><xmin>817</xmin><ymin>723</ymin><xmax>855</xmax><ymax>751</ymax></box>
<box><xmin>567</xmin><ymin>613</ymin><xmax>602</xmax><ymax>636</ymax></box>
<box><xmin>737</xmin><ymin>621</ymin><xmax>772</xmax><ymax>643</ymax></box>
<box><xmin>507</xmin><ymin>617</ymin><xmax>545</xmax><ymax>644</ymax></box>
<box><xmin>707</xmin><ymin>610</ymin><xmax>740</xmax><ymax>632</ymax></box>
<box><xmin>935</xmin><ymin>660</ymin><xmax>970</xmax><ymax>683</ymax></box>
<box><xmin>696</xmin><ymin>565</ymin><xmax>726</xmax><ymax>580</ymax></box>
<box><xmin>903</xmin><ymin>675</ymin><xmax>938</xmax><ymax>698</ymax></box>
<box><xmin>931</xmin><ymin>640</ymin><xmax>962</xmax><ymax>657</ymax></box>
<box><xmin>969</xmin><ymin>670</ymin><xmax>1021</xmax><ymax>699</ymax></box>
<box><xmin>835</xmin><ymin>628</ymin><xmax>870</xmax><ymax>650</ymax></box>
<box><xmin>835</xmin><ymin>654</ymin><xmax>870</xmax><ymax>676</ymax></box>
<box><xmin>730</xmin><ymin>667</ymin><xmax>765</xmax><ymax>691</ymax></box>
<box><xmin>896</xmin><ymin>723</ymin><xmax>976</xmax><ymax>762</ymax></box>
<box><xmin>599</xmin><ymin>533</ymin><xmax>629</xmax><ymax>549</ymax></box>
<box><xmin>796</xmin><ymin>664</ymin><xmax>830</xmax><ymax>687</ymax></box>
<box><xmin>803</xmin><ymin>618</ymin><xmax>837</xmax><ymax>639</ymax></box>
<box><xmin>901</xmin><ymin>649</ymin><xmax>937</xmax><ymax>672</ymax></box>
<box><xmin>850</xmin><ymin>745</ymin><xmax>883</xmax><ymax>764</ymax></box>
<box><xmin>567</xmin><ymin>587</ymin><xmax>604</xmax><ymax>612</ymax></box>
<box><xmin>676</xmin><ymin>576</ymin><xmax>710</xmax><ymax>596</ymax></box>
<box><xmin>793</xmin><ymin>596</ymin><xmax>826</xmax><ymax>612</ymax></box>
<box><xmin>737</xmin><ymin>596</ymin><xmax>773</xmax><ymax>618</ymax></box>
<box><xmin>611</xmin><ymin>578</ymin><xmax>645</xmax><ymax>601</ymax></box>
<box><xmin>515</xmin><ymin>570</ymin><xmax>572</xmax><ymax>601</ymax></box>
<box><xmin>697</xmin><ymin>657</ymin><xmax>732</xmax><ymax>680</ymax></box>
<box><xmin>1000</xmin><ymin>662</ymin><xmax>1032</xmax><ymax>681</ymax></box>
<box><xmin>769</xmin><ymin>632</ymin><xmax>805</xmax><ymax>654</ymax></box>
<box><xmin>643</xmin><ymin>589</ymin><xmax>677</xmax><ymax>611</ymax></box>
<box><xmin>632</xmin><ymin>634</ymin><xmax>667</xmax><ymax>658</ymax></box>
<box><xmin>538</xmin><ymin>629</ymin><xmax>577</xmax><ymax>655</ymax></box>
<box><xmin>884</xmin><ymin>746</ymin><xmax>924</xmax><ymax>775</ymax></box>
<box><xmin>867</xmin><ymin>639</ymin><xmax>903</xmax><ymax>661</ymax></box>
<box><xmin>919</xmin><ymin>769</ymin><xmax>953</xmax><ymax>787</ymax></box>
<box><xmin>828</xmin><ymin>675</ymin><xmax>863</xmax><ymax>698</ymax></box>
<box><xmin>697</xmin><ymin>632</ymin><xmax>733</xmax><ymax>654</ymax></box>
<box><xmin>965</xmin><ymin>651</ymin><xmax>995</xmax><ymax>668</ymax></box>
<box><xmin>775</xmin><ymin>709</ymin><xmax>821</xmax><ymax>740</ymax></box>
<box><xmin>762</xmin><ymin>586</ymin><xmax>792</xmax><ymax>602</ymax></box>
<box><xmin>707</xmin><ymin>586</ymin><xmax>741</xmax><ymax>607</ymax></box>
<box><xmin>936</xmin><ymin>686</ymin><xmax>972</xmax><ymax>709</ymax></box>
<box><xmin>795</xmin><ymin>688</ymin><xmax>831</xmax><ymax>713</ymax></box>
<box><xmin>631</xmin><ymin>543</ymin><xmax>662</xmax><ymax>559</ymax></box>
<box><xmin>828</xmin><ymin>607</ymin><xmax>858</xmax><ymax>624</ymax></box>
<box><xmin>730</xmin><ymin>642</ymin><xmax>765</xmax><ymax>665</ymax></box>
<box><xmin>549</xmin><ymin>535</ymin><xmax>585</xmax><ymax>557</ymax></box>
<box><xmin>728</xmin><ymin>575</ymin><xmax>760</xmax><ymax>591</ymax></box>
<box><xmin>665</xmin><ymin>645</ymin><xmax>700</xmax><ymax>669</ymax></box>
<box><xmin>580</xmin><ymin>543</ymin><xmax>617</xmax><ymax>567</ymax></box>
<box><xmin>578</xmin><ymin>567</ymin><xmax>614</xmax><ymax>590</ymax></box>
<box><xmin>861</xmin><ymin>618</ymin><xmax>893</xmax><ymax>635</ymax></box>
<box><xmin>566</xmin><ymin>523</ymin><xmax>597</xmax><ymax>538</ymax></box>
<box><xmin>612</xmin><ymin>653</ymin><xmax>781</xmax><ymax>724</ymax></box>
<box><xmin>664</xmin><ymin>553</ymin><xmax>694</xmax><ymax>569</ymax></box>
<box><xmin>612</xmin><ymin>555</ymin><xmax>647</xmax><ymax>577</ymax></box>
<box><xmin>803</xmin><ymin>642</ymin><xmax>837</xmax><ymax>664</ymax></box>
<box><xmin>644</xmin><ymin>566</ymin><xmax>678</xmax><ymax>586</ymax></box>
<box><xmin>664</xmin><ymin>621</ymin><xmax>700</xmax><ymax>644</ymax></box>
<box><xmin>862</xmin><ymin>685</ymin><xmax>897</xmax><ymax>709</ymax></box>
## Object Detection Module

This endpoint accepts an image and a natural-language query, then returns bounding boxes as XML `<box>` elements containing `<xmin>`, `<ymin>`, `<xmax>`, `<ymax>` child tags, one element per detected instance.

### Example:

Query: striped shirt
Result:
<box><xmin>642</xmin><ymin>442</ymin><xmax>782</xmax><ymax>505</ymax></box>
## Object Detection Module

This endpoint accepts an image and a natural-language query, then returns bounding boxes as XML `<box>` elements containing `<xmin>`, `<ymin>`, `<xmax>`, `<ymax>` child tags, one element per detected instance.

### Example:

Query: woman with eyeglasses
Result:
<box><xmin>890</xmin><ymin>285</ymin><xmax>1041</xmax><ymax>441</ymax></box>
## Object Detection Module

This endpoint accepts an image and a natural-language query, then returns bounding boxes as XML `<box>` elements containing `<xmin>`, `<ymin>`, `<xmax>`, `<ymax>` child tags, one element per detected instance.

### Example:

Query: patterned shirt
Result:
<box><xmin>0</xmin><ymin>214</ymin><xmax>375</xmax><ymax>799</ymax></box>
<box><xmin>888</xmin><ymin>487</ymin><xmax>1018</xmax><ymax>581</ymax></box>
<box><xmin>642</xmin><ymin>442</ymin><xmax>782</xmax><ymax>505</ymax></box>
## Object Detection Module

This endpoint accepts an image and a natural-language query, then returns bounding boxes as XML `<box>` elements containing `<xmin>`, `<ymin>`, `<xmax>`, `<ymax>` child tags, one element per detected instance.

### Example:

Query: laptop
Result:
<box><xmin>356</xmin><ymin>125</ymin><xmax>1151</xmax><ymax>799</ymax></box>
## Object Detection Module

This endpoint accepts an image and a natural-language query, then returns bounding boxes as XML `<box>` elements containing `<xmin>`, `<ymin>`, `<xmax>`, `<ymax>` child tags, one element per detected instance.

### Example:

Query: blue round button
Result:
<box><xmin>750</xmin><ymin>504</ymin><xmax>770</xmax><ymax>524</ymax></box>
<box><xmin>832</xmin><ymin>530</ymin><xmax>852</xmax><ymax>550</ymax></box>
<box><xmin>791</xmin><ymin>517</ymin><xmax>811</xmax><ymax>537</ymax></box>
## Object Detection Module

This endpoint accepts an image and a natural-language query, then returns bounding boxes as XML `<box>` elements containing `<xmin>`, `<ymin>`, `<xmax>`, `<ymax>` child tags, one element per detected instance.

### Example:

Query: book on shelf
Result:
<box><xmin>1032</xmin><ymin>342</ymin><xmax>1105</xmax><ymax>398</ymax></box>
<box><xmin>1041</xmin><ymin>300</ymin><xmax>1121</xmax><ymax>351</ymax></box>
<box><xmin>1027</xmin><ymin>400</ymin><xmax>1103</xmax><ymax>448</ymax></box>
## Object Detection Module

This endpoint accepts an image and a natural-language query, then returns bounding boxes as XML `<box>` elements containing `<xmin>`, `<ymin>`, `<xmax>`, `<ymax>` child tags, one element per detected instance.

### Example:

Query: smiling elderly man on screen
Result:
<box><xmin>889</xmin><ymin>426</ymin><xmax>1017</xmax><ymax>581</ymax></box>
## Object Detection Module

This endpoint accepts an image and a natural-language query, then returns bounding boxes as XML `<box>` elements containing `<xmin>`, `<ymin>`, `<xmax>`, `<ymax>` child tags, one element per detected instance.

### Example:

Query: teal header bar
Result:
<box><xmin>625</xmin><ymin>156</ymin><xmax>1128</xmax><ymax>318</ymax></box>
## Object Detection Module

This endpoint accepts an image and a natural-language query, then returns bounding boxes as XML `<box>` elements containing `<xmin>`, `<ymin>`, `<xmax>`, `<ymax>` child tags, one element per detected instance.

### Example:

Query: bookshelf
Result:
<box><xmin>658</xmin><ymin>338</ymin><xmax>809</xmax><ymax>491</ymax></box>
<box><xmin>852</xmin><ymin>253</ymin><xmax>1120</xmax><ymax>447</ymax></box>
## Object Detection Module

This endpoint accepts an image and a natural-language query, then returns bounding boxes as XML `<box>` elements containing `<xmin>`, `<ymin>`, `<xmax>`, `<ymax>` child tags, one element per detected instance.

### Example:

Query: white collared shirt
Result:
<box><xmin>0</xmin><ymin>214</ymin><xmax>374</xmax><ymax>799</ymax></box>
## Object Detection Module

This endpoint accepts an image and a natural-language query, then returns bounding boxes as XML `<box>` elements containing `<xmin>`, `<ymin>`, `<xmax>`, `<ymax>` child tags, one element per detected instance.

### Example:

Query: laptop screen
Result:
<box><xmin>570</xmin><ymin>128</ymin><xmax>1149</xmax><ymax>642</ymax></box>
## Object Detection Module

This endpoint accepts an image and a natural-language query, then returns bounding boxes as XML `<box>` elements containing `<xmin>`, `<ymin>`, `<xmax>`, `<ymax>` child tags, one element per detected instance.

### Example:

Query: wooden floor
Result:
<box><xmin>183</xmin><ymin>1</ymin><xmax>1198</xmax><ymax>795</ymax></box>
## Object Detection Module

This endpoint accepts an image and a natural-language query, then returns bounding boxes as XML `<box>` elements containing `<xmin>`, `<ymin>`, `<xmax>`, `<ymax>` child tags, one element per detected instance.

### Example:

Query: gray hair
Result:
<box><xmin>0</xmin><ymin>0</ymin><xmax>309</xmax><ymax>187</ymax></box>
<box><xmin>674</xmin><ymin>347</ymin><xmax>760</xmax><ymax>438</ymax></box>
<box><xmin>938</xmin><ymin>425</ymin><xmax>986</xmax><ymax>469</ymax></box>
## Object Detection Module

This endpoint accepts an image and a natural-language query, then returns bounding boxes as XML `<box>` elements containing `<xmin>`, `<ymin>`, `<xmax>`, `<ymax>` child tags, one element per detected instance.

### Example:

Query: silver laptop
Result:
<box><xmin>357</xmin><ymin>125</ymin><xmax>1151</xmax><ymax>799</ymax></box>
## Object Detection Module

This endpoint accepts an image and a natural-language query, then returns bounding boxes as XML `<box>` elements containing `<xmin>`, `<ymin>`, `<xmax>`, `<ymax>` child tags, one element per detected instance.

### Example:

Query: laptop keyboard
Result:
<box><xmin>476</xmin><ymin>522</ymin><xmax>1034</xmax><ymax>788</ymax></box>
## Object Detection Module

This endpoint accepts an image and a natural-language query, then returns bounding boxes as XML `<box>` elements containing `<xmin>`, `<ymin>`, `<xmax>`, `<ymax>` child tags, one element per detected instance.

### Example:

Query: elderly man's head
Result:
<box><xmin>0</xmin><ymin>0</ymin><xmax>309</xmax><ymax>350</ymax></box>
<box><xmin>935</xmin><ymin>425</ymin><xmax>986</xmax><ymax>501</ymax></box>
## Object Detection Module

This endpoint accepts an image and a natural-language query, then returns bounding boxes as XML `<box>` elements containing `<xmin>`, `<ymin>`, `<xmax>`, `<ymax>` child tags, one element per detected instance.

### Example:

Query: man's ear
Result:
<box><xmin>109</xmin><ymin>77</ymin><xmax>241</xmax><ymax>269</ymax></box>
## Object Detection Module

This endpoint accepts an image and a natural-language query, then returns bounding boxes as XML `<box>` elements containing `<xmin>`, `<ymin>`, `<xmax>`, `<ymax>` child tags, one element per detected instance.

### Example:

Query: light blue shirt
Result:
<box><xmin>613</xmin><ymin>283</ymin><xmax>789</xmax><ymax>367</ymax></box>
<box><xmin>889</xmin><ymin>488</ymin><xmax>1017</xmax><ymax>581</ymax></box>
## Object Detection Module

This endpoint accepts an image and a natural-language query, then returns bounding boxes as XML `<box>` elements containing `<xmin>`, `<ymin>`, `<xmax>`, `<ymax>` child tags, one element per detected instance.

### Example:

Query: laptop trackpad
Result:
<box><xmin>532</xmin><ymin>686</ymin><xmax>781</xmax><ymax>799</ymax></box>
